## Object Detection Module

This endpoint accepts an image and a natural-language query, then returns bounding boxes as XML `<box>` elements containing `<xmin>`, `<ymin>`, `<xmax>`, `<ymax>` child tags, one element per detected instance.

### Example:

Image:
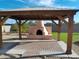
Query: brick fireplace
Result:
<box><xmin>28</xmin><ymin>20</ymin><xmax>52</xmax><ymax>40</ymax></box>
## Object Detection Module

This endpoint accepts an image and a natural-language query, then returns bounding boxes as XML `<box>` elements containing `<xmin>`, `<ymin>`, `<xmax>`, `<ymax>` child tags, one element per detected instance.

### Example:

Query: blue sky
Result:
<box><xmin>0</xmin><ymin>0</ymin><xmax>79</xmax><ymax>24</ymax></box>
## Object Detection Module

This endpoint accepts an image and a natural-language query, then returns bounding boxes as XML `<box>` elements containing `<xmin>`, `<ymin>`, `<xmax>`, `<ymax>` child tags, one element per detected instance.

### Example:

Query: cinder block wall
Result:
<box><xmin>52</xmin><ymin>24</ymin><xmax>79</xmax><ymax>32</ymax></box>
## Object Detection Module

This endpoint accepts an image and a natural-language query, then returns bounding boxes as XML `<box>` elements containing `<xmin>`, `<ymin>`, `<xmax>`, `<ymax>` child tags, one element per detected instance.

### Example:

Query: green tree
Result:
<box><xmin>11</xmin><ymin>23</ymin><xmax>30</xmax><ymax>33</ymax></box>
<box><xmin>11</xmin><ymin>23</ymin><xmax>18</xmax><ymax>32</ymax></box>
<box><xmin>21</xmin><ymin>23</ymin><xmax>29</xmax><ymax>33</ymax></box>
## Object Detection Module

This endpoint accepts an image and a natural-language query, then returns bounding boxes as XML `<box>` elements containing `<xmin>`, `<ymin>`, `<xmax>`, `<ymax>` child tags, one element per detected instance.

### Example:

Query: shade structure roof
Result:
<box><xmin>0</xmin><ymin>8</ymin><xmax>78</xmax><ymax>20</ymax></box>
<box><xmin>0</xmin><ymin>7</ymin><xmax>79</xmax><ymax>11</ymax></box>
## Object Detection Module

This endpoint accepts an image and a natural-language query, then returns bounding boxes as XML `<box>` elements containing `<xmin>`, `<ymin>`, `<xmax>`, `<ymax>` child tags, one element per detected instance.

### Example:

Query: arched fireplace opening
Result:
<box><xmin>36</xmin><ymin>30</ymin><xmax>43</xmax><ymax>35</ymax></box>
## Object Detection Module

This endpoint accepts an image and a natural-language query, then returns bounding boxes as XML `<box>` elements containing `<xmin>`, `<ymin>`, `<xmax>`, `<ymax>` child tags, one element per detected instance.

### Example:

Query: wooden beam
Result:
<box><xmin>15</xmin><ymin>20</ymin><xmax>27</xmax><ymax>25</ymax></box>
<box><xmin>0</xmin><ymin>10</ymin><xmax>77</xmax><ymax>16</ymax></box>
<box><xmin>15</xmin><ymin>20</ymin><xmax>19</xmax><ymax>24</ymax></box>
<box><xmin>21</xmin><ymin>20</ymin><xmax>28</xmax><ymax>25</ymax></box>
<box><xmin>62</xmin><ymin>20</ymin><xmax>68</xmax><ymax>24</ymax></box>
<box><xmin>52</xmin><ymin>20</ymin><xmax>58</xmax><ymax>25</ymax></box>
<box><xmin>0</xmin><ymin>19</ymin><xmax>3</xmax><ymax>47</ymax></box>
<box><xmin>66</xmin><ymin>15</ymin><xmax>73</xmax><ymax>54</ymax></box>
<box><xmin>57</xmin><ymin>20</ymin><xmax>61</xmax><ymax>41</ymax></box>
<box><xmin>16</xmin><ymin>20</ymin><xmax>27</xmax><ymax>40</ymax></box>
<box><xmin>15</xmin><ymin>19</ymin><xmax>22</xmax><ymax>40</ymax></box>
<box><xmin>18</xmin><ymin>20</ymin><xmax>22</xmax><ymax>40</ymax></box>
<box><xmin>2</xmin><ymin>16</ymin><xmax>10</xmax><ymax>24</ymax></box>
<box><xmin>0</xmin><ymin>16</ymin><xmax>9</xmax><ymax>47</ymax></box>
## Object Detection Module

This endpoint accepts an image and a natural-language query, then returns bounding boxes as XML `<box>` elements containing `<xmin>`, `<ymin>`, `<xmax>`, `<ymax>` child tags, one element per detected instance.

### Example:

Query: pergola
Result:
<box><xmin>0</xmin><ymin>8</ymin><xmax>78</xmax><ymax>54</ymax></box>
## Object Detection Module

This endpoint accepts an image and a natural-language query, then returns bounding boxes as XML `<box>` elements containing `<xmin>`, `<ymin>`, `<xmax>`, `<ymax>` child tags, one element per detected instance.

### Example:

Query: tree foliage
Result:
<box><xmin>11</xmin><ymin>23</ymin><xmax>18</xmax><ymax>32</ymax></box>
<box><xmin>11</xmin><ymin>23</ymin><xmax>29</xmax><ymax>33</ymax></box>
<box><xmin>21</xmin><ymin>23</ymin><xmax>29</xmax><ymax>33</ymax></box>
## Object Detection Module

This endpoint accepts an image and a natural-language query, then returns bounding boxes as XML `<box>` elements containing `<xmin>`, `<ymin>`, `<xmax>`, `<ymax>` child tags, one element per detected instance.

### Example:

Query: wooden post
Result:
<box><xmin>0</xmin><ymin>20</ymin><xmax>2</xmax><ymax>47</ymax></box>
<box><xmin>52</xmin><ymin>20</ymin><xmax>58</xmax><ymax>40</ymax></box>
<box><xmin>19</xmin><ymin>20</ymin><xmax>22</xmax><ymax>40</ymax></box>
<box><xmin>57</xmin><ymin>20</ymin><xmax>61</xmax><ymax>41</ymax></box>
<box><xmin>66</xmin><ymin>15</ymin><xmax>73</xmax><ymax>54</ymax></box>
<box><xmin>0</xmin><ymin>16</ymin><xmax>9</xmax><ymax>47</ymax></box>
<box><xmin>52</xmin><ymin>20</ymin><xmax>53</xmax><ymax>39</ymax></box>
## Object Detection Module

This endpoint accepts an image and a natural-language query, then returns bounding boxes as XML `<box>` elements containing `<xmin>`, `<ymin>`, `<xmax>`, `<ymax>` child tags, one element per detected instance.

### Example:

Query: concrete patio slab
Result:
<box><xmin>0</xmin><ymin>40</ymin><xmax>79</xmax><ymax>59</ymax></box>
<box><xmin>58</xmin><ymin>41</ymin><xmax>79</xmax><ymax>58</ymax></box>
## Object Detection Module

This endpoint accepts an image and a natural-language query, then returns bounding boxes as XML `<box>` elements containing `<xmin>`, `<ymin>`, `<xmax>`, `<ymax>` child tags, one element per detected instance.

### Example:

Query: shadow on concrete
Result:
<box><xmin>0</xmin><ymin>42</ymin><xmax>19</xmax><ymax>53</ymax></box>
<box><xmin>20</xmin><ymin>53</ymin><xmax>65</xmax><ymax>59</ymax></box>
<box><xmin>3</xmin><ymin>38</ymin><xmax>28</xmax><ymax>41</ymax></box>
<box><xmin>0</xmin><ymin>42</ymin><xmax>20</xmax><ymax>59</ymax></box>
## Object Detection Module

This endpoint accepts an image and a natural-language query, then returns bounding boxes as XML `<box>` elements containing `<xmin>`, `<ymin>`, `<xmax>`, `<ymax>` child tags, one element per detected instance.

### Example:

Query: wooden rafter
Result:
<box><xmin>21</xmin><ymin>20</ymin><xmax>28</xmax><ymax>25</ymax></box>
<box><xmin>62</xmin><ymin>20</ymin><xmax>68</xmax><ymax>24</ymax></box>
<box><xmin>2</xmin><ymin>16</ymin><xmax>10</xmax><ymax>24</ymax></box>
<box><xmin>52</xmin><ymin>20</ymin><xmax>58</xmax><ymax>25</ymax></box>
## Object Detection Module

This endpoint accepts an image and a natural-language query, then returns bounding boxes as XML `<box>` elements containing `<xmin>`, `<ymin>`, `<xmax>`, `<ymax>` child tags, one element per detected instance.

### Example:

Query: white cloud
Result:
<box><xmin>37</xmin><ymin>0</ymin><xmax>55</xmax><ymax>6</ymax></box>
<box><xmin>51</xmin><ymin>0</ymin><xmax>77</xmax><ymax>9</ymax></box>
<box><xmin>15</xmin><ymin>0</ymin><xmax>77</xmax><ymax>9</ymax></box>
<box><xmin>16</xmin><ymin>0</ymin><xmax>55</xmax><ymax>6</ymax></box>
<box><xmin>53</xmin><ymin>5</ymin><xmax>76</xmax><ymax>9</ymax></box>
